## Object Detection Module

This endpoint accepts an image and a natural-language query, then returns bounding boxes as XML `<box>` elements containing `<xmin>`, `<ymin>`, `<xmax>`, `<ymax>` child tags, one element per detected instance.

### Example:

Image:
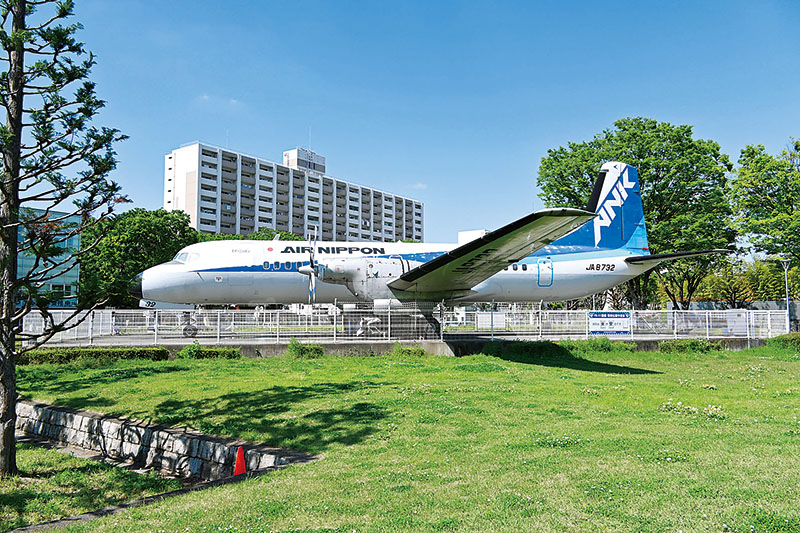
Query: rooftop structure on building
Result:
<box><xmin>164</xmin><ymin>142</ymin><xmax>424</xmax><ymax>242</ymax></box>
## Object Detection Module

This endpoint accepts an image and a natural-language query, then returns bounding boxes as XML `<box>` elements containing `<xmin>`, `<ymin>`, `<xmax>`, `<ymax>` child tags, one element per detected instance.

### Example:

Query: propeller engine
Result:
<box><xmin>297</xmin><ymin>228</ymin><xmax>319</xmax><ymax>304</ymax></box>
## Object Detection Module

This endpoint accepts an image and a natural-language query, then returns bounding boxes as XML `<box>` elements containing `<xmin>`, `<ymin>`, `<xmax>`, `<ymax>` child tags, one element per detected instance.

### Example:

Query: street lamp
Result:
<box><xmin>780</xmin><ymin>258</ymin><xmax>791</xmax><ymax>333</ymax></box>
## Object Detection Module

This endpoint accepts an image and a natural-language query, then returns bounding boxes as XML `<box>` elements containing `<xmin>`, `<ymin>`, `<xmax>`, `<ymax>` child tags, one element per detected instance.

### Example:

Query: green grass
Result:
<box><xmin>15</xmin><ymin>343</ymin><xmax>800</xmax><ymax>532</ymax></box>
<box><xmin>0</xmin><ymin>443</ymin><xmax>181</xmax><ymax>531</ymax></box>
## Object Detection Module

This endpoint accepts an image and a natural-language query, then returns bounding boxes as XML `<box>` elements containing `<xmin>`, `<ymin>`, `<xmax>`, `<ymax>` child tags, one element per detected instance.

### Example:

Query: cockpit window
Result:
<box><xmin>187</xmin><ymin>253</ymin><xmax>200</xmax><ymax>263</ymax></box>
<box><xmin>174</xmin><ymin>253</ymin><xmax>189</xmax><ymax>263</ymax></box>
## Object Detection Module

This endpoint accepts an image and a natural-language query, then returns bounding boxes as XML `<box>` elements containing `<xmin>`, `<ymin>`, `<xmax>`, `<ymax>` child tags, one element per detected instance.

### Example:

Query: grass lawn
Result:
<box><xmin>0</xmin><ymin>442</ymin><xmax>181</xmax><ymax>531</ymax></box>
<box><xmin>16</xmin><ymin>342</ymin><xmax>800</xmax><ymax>532</ymax></box>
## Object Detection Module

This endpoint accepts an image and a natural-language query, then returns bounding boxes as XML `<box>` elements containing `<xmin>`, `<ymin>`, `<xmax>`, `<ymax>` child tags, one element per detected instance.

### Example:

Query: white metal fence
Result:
<box><xmin>20</xmin><ymin>304</ymin><xmax>789</xmax><ymax>346</ymax></box>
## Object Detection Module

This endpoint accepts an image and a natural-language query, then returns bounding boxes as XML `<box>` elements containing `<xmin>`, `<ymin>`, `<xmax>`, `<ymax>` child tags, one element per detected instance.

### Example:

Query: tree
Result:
<box><xmin>79</xmin><ymin>209</ymin><xmax>306</xmax><ymax>308</ymax></box>
<box><xmin>196</xmin><ymin>226</ymin><xmax>304</xmax><ymax>243</ymax></box>
<box><xmin>538</xmin><ymin>117</ymin><xmax>735</xmax><ymax>309</ymax></box>
<box><xmin>731</xmin><ymin>140</ymin><xmax>800</xmax><ymax>264</ymax></box>
<box><xmin>698</xmin><ymin>256</ymin><xmax>753</xmax><ymax>309</ymax></box>
<box><xmin>79</xmin><ymin>209</ymin><xmax>197</xmax><ymax>308</ymax></box>
<box><xmin>745</xmin><ymin>260</ymin><xmax>788</xmax><ymax>302</ymax></box>
<box><xmin>0</xmin><ymin>0</ymin><xmax>126</xmax><ymax>475</ymax></box>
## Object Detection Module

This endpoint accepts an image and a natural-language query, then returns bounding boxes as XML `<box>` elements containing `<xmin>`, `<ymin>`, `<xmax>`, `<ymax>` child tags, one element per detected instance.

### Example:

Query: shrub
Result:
<box><xmin>482</xmin><ymin>341</ymin><xmax>564</xmax><ymax>360</ymax></box>
<box><xmin>482</xmin><ymin>339</ymin><xmax>639</xmax><ymax>362</ymax></box>
<box><xmin>658</xmin><ymin>339</ymin><xmax>721</xmax><ymax>353</ymax></box>
<box><xmin>177</xmin><ymin>340</ymin><xmax>240</xmax><ymax>359</ymax></box>
<box><xmin>18</xmin><ymin>346</ymin><xmax>170</xmax><ymax>365</ymax></box>
<box><xmin>558</xmin><ymin>337</ymin><xmax>636</xmax><ymax>354</ymax></box>
<box><xmin>286</xmin><ymin>338</ymin><xmax>324</xmax><ymax>359</ymax></box>
<box><xmin>766</xmin><ymin>332</ymin><xmax>800</xmax><ymax>351</ymax></box>
<box><xmin>390</xmin><ymin>343</ymin><xmax>427</xmax><ymax>357</ymax></box>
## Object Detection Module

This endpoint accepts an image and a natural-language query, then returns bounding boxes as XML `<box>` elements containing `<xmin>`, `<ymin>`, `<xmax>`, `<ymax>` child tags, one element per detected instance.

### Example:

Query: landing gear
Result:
<box><xmin>181</xmin><ymin>312</ymin><xmax>198</xmax><ymax>337</ymax></box>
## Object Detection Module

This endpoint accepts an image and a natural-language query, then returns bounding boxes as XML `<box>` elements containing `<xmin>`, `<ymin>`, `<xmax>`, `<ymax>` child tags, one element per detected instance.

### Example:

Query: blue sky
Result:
<box><xmin>74</xmin><ymin>0</ymin><xmax>799</xmax><ymax>242</ymax></box>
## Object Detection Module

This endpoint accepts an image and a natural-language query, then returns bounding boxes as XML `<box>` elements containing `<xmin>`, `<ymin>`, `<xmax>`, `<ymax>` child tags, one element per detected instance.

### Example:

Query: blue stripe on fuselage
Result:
<box><xmin>191</xmin><ymin>247</ymin><xmax>641</xmax><ymax>275</ymax></box>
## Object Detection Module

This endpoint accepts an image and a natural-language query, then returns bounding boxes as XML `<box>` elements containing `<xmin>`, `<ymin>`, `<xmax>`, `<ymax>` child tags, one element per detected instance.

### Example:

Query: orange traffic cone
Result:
<box><xmin>234</xmin><ymin>446</ymin><xmax>246</xmax><ymax>476</ymax></box>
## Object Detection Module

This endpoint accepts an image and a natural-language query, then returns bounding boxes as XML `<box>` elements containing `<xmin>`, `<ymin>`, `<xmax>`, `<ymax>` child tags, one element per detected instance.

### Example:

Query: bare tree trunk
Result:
<box><xmin>625</xmin><ymin>271</ymin><xmax>653</xmax><ymax>310</ymax></box>
<box><xmin>0</xmin><ymin>351</ymin><xmax>16</xmax><ymax>475</ymax></box>
<box><xmin>0</xmin><ymin>0</ymin><xmax>26</xmax><ymax>477</ymax></box>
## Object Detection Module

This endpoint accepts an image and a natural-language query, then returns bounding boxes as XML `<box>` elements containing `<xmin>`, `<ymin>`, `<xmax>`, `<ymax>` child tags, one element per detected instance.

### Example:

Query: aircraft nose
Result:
<box><xmin>129</xmin><ymin>272</ymin><xmax>143</xmax><ymax>300</ymax></box>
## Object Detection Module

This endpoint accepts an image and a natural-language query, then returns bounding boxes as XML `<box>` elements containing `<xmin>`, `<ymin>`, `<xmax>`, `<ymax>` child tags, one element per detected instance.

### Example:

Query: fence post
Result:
<box><xmin>388</xmin><ymin>305</ymin><xmax>391</xmax><ymax>341</ymax></box>
<box><xmin>333</xmin><ymin>311</ymin><xmax>337</xmax><ymax>342</ymax></box>
<box><xmin>747</xmin><ymin>311</ymin><xmax>752</xmax><ymax>340</ymax></box>
<box><xmin>706</xmin><ymin>311</ymin><xmax>710</xmax><ymax>339</ymax></box>
<box><xmin>673</xmin><ymin>311</ymin><xmax>678</xmax><ymax>339</ymax></box>
<box><xmin>154</xmin><ymin>310</ymin><xmax>159</xmax><ymax>344</ymax></box>
<box><xmin>490</xmin><ymin>303</ymin><xmax>494</xmax><ymax>341</ymax></box>
<box><xmin>88</xmin><ymin>311</ymin><xmax>94</xmax><ymax>346</ymax></box>
<box><xmin>768</xmin><ymin>311</ymin><xmax>772</xmax><ymax>338</ymax></box>
<box><xmin>216</xmin><ymin>310</ymin><xmax>221</xmax><ymax>344</ymax></box>
<box><xmin>539</xmin><ymin>309</ymin><xmax>543</xmax><ymax>339</ymax></box>
<box><xmin>629</xmin><ymin>310</ymin><xmax>634</xmax><ymax>339</ymax></box>
<box><xmin>585</xmin><ymin>310</ymin><xmax>589</xmax><ymax>340</ymax></box>
<box><xmin>276</xmin><ymin>310</ymin><xmax>280</xmax><ymax>344</ymax></box>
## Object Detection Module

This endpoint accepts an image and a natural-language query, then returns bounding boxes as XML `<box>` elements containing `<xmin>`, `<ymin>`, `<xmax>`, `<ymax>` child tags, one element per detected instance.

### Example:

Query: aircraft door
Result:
<box><xmin>537</xmin><ymin>258</ymin><xmax>553</xmax><ymax>287</ymax></box>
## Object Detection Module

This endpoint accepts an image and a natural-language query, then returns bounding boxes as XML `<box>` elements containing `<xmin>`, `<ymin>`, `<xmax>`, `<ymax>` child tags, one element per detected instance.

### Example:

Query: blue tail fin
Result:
<box><xmin>552</xmin><ymin>162</ymin><xmax>650</xmax><ymax>253</ymax></box>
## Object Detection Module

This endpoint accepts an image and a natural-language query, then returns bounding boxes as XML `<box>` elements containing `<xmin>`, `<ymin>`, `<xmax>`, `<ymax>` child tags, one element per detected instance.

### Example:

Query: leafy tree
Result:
<box><xmin>538</xmin><ymin>117</ymin><xmax>735</xmax><ymax>309</ymax></box>
<box><xmin>746</xmin><ymin>260</ymin><xmax>788</xmax><ymax>302</ymax></box>
<box><xmin>196</xmin><ymin>226</ymin><xmax>304</xmax><ymax>242</ymax></box>
<box><xmin>731</xmin><ymin>140</ymin><xmax>800</xmax><ymax>265</ymax></box>
<box><xmin>700</xmin><ymin>257</ymin><xmax>753</xmax><ymax>309</ymax></box>
<box><xmin>79</xmin><ymin>209</ymin><xmax>197</xmax><ymax>308</ymax></box>
<box><xmin>0</xmin><ymin>0</ymin><xmax>126</xmax><ymax>475</ymax></box>
<box><xmin>80</xmin><ymin>210</ymin><xmax>306</xmax><ymax>308</ymax></box>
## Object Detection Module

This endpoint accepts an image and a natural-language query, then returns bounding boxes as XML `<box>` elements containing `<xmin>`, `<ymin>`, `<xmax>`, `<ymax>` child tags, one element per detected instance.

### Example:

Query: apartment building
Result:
<box><xmin>164</xmin><ymin>142</ymin><xmax>424</xmax><ymax>242</ymax></box>
<box><xmin>17</xmin><ymin>209</ymin><xmax>81</xmax><ymax>308</ymax></box>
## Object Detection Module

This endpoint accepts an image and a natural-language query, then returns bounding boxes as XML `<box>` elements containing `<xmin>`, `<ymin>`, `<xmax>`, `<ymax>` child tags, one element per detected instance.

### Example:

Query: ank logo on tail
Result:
<box><xmin>593</xmin><ymin>164</ymin><xmax>636</xmax><ymax>247</ymax></box>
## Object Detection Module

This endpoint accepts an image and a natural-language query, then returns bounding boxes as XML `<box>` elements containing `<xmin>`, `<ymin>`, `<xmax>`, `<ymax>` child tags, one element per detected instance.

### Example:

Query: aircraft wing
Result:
<box><xmin>388</xmin><ymin>208</ymin><xmax>595</xmax><ymax>297</ymax></box>
<box><xmin>624</xmin><ymin>249</ymin><xmax>732</xmax><ymax>266</ymax></box>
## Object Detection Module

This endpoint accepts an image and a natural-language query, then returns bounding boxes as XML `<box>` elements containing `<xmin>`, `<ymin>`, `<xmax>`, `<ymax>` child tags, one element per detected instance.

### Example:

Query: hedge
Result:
<box><xmin>19</xmin><ymin>346</ymin><xmax>170</xmax><ymax>365</ymax></box>
<box><xmin>287</xmin><ymin>338</ymin><xmax>324</xmax><ymax>359</ymax></box>
<box><xmin>177</xmin><ymin>341</ymin><xmax>241</xmax><ymax>359</ymax></box>
<box><xmin>658</xmin><ymin>339</ymin><xmax>721</xmax><ymax>353</ymax></box>
<box><xmin>766</xmin><ymin>332</ymin><xmax>800</xmax><ymax>351</ymax></box>
<box><xmin>390</xmin><ymin>343</ymin><xmax>427</xmax><ymax>357</ymax></box>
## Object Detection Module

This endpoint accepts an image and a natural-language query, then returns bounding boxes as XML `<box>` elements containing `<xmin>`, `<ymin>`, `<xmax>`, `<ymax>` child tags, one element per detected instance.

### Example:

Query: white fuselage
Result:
<box><xmin>139</xmin><ymin>239</ymin><xmax>650</xmax><ymax>305</ymax></box>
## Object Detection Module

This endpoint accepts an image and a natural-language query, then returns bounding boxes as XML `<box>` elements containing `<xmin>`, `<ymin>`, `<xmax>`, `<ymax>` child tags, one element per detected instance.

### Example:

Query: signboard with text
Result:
<box><xmin>589</xmin><ymin>311</ymin><xmax>630</xmax><ymax>335</ymax></box>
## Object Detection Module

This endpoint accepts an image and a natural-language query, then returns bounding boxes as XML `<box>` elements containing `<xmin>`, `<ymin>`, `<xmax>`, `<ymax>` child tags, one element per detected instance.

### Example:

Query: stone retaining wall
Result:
<box><xmin>15</xmin><ymin>400</ymin><xmax>313</xmax><ymax>480</ymax></box>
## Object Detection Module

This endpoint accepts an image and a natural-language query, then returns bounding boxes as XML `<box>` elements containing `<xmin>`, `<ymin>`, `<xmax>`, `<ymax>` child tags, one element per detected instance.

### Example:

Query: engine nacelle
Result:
<box><xmin>315</xmin><ymin>257</ymin><xmax>365</xmax><ymax>284</ymax></box>
<box><xmin>315</xmin><ymin>256</ymin><xmax>412</xmax><ymax>300</ymax></box>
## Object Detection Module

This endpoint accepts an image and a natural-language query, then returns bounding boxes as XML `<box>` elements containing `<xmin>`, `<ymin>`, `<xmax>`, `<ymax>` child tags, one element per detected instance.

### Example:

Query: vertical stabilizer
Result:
<box><xmin>551</xmin><ymin>162</ymin><xmax>649</xmax><ymax>253</ymax></box>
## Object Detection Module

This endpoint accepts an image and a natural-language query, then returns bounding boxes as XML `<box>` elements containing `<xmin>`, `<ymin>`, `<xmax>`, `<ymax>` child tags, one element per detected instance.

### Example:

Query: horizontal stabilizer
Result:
<box><xmin>389</xmin><ymin>208</ymin><xmax>595</xmax><ymax>296</ymax></box>
<box><xmin>624</xmin><ymin>249</ymin><xmax>732</xmax><ymax>265</ymax></box>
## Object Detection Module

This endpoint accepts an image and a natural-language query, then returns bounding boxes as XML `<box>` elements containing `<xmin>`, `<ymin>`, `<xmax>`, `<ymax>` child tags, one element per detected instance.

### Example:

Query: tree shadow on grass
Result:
<box><xmin>2</xmin><ymin>442</ymin><xmax>177</xmax><ymax>530</ymax></box>
<box><xmin>18</xmin><ymin>363</ymin><xmax>192</xmax><ymax>398</ymax></box>
<box><xmin>483</xmin><ymin>341</ymin><xmax>660</xmax><ymax>375</ymax></box>
<box><xmin>144</xmin><ymin>381</ymin><xmax>389</xmax><ymax>454</ymax></box>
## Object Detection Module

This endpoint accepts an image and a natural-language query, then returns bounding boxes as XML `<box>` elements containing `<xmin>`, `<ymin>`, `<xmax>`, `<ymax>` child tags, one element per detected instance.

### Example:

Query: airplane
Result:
<box><xmin>131</xmin><ymin>162</ymin><xmax>724</xmax><ymax>308</ymax></box>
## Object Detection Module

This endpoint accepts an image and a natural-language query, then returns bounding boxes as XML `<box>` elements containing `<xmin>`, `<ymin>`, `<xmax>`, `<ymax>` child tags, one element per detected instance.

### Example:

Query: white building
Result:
<box><xmin>164</xmin><ymin>142</ymin><xmax>424</xmax><ymax>242</ymax></box>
